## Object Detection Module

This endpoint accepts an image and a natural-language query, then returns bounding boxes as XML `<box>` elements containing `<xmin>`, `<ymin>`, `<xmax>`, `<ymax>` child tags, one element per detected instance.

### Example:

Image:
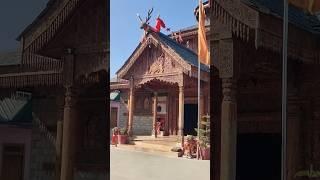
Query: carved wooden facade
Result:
<box><xmin>209</xmin><ymin>0</ymin><xmax>320</xmax><ymax>180</ymax></box>
<box><xmin>114</xmin><ymin>29</ymin><xmax>210</xmax><ymax>138</ymax></box>
<box><xmin>0</xmin><ymin>0</ymin><xmax>108</xmax><ymax>179</ymax></box>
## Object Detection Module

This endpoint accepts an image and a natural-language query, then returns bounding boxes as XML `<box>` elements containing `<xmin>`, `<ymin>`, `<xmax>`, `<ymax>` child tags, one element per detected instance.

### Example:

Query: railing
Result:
<box><xmin>22</xmin><ymin>53</ymin><xmax>63</xmax><ymax>71</ymax></box>
<box><xmin>32</xmin><ymin>112</ymin><xmax>56</xmax><ymax>146</ymax></box>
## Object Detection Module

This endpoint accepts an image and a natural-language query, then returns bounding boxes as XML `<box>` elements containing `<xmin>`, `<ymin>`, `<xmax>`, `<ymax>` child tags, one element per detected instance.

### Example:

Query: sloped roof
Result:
<box><xmin>110</xmin><ymin>91</ymin><xmax>120</xmax><ymax>101</ymax></box>
<box><xmin>157</xmin><ymin>32</ymin><xmax>209</xmax><ymax>72</ymax></box>
<box><xmin>117</xmin><ymin>31</ymin><xmax>210</xmax><ymax>76</ymax></box>
<box><xmin>0</xmin><ymin>51</ymin><xmax>21</xmax><ymax>66</ymax></box>
<box><xmin>243</xmin><ymin>0</ymin><xmax>320</xmax><ymax>35</ymax></box>
<box><xmin>0</xmin><ymin>92</ymin><xmax>32</xmax><ymax>126</ymax></box>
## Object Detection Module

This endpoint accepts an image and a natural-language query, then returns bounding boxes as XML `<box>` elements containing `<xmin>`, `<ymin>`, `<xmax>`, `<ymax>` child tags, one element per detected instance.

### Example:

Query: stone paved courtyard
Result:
<box><xmin>110</xmin><ymin>147</ymin><xmax>210</xmax><ymax>180</ymax></box>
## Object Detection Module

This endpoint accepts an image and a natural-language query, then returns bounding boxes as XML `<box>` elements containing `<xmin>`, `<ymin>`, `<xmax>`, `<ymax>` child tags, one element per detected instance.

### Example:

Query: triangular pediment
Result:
<box><xmin>117</xmin><ymin>32</ymin><xmax>209</xmax><ymax>80</ymax></box>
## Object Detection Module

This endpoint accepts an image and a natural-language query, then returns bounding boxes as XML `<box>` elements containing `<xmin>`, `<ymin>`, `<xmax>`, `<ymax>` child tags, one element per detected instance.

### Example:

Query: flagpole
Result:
<box><xmin>196</xmin><ymin>0</ymin><xmax>201</xmax><ymax>161</ymax></box>
<box><xmin>197</xmin><ymin>47</ymin><xmax>201</xmax><ymax>160</ymax></box>
<box><xmin>282</xmin><ymin>0</ymin><xmax>288</xmax><ymax>180</ymax></box>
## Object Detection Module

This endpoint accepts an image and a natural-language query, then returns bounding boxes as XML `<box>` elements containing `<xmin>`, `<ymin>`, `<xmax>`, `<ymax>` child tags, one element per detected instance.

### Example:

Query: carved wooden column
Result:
<box><xmin>178</xmin><ymin>85</ymin><xmax>185</xmax><ymax>145</ymax></box>
<box><xmin>60</xmin><ymin>49</ymin><xmax>76</xmax><ymax>180</ymax></box>
<box><xmin>217</xmin><ymin>36</ymin><xmax>238</xmax><ymax>180</ymax></box>
<box><xmin>220</xmin><ymin>78</ymin><xmax>237</xmax><ymax>180</ymax></box>
<box><xmin>287</xmin><ymin>91</ymin><xmax>302</xmax><ymax>180</ymax></box>
<box><xmin>55</xmin><ymin>120</ymin><xmax>63</xmax><ymax>180</ymax></box>
<box><xmin>153</xmin><ymin>92</ymin><xmax>158</xmax><ymax>138</ymax></box>
<box><xmin>127</xmin><ymin>77</ymin><xmax>135</xmax><ymax>136</ymax></box>
<box><xmin>60</xmin><ymin>87</ymin><xmax>77</xmax><ymax>180</ymax></box>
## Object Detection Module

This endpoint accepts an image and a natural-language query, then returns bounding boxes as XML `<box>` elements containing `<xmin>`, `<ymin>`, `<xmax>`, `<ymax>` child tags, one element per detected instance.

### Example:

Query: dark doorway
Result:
<box><xmin>236</xmin><ymin>133</ymin><xmax>281</xmax><ymax>180</ymax></box>
<box><xmin>1</xmin><ymin>144</ymin><xmax>25</xmax><ymax>180</ymax></box>
<box><xmin>184</xmin><ymin>104</ymin><xmax>198</xmax><ymax>136</ymax></box>
<box><xmin>110</xmin><ymin>107</ymin><xmax>118</xmax><ymax>128</ymax></box>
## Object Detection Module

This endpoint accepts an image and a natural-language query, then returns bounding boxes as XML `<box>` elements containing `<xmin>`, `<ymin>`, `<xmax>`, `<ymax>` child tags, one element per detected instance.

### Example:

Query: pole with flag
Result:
<box><xmin>282</xmin><ymin>0</ymin><xmax>288</xmax><ymax>179</ymax></box>
<box><xmin>197</xmin><ymin>0</ymin><xmax>209</xmax><ymax>160</ymax></box>
<box><xmin>282</xmin><ymin>0</ymin><xmax>315</xmax><ymax>179</ymax></box>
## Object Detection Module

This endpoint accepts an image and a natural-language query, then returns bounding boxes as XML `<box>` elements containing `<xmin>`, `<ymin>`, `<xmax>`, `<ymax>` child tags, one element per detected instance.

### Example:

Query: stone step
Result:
<box><xmin>112</xmin><ymin>144</ymin><xmax>178</xmax><ymax>158</ymax></box>
<box><xmin>132</xmin><ymin>141</ymin><xmax>174</xmax><ymax>152</ymax></box>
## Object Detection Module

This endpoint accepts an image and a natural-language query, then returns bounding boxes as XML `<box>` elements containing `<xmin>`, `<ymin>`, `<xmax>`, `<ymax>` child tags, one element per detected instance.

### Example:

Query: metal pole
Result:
<box><xmin>282</xmin><ymin>0</ymin><xmax>288</xmax><ymax>180</ymax></box>
<box><xmin>197</xmin><ymin>55</ymin><xmax>201</xmax><ymax>160</ymax></box>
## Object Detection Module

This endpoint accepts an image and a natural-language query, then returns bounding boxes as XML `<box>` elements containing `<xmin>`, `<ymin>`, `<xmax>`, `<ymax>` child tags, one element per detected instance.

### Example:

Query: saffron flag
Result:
<box><xmin>289</xmin><ymin>0</ymin><xmax>320</xmax><ymax>13</ymax></box>
<box><xmin>198</xmin><ymin>0</ymin><xmax>209</xmax><ymax>65</ymax></box>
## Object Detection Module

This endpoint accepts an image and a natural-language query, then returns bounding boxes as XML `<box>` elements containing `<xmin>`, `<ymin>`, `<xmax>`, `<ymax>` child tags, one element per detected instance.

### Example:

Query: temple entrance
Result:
<box><xmin>1</xmin><ymin>144</ymin><xmax>24</xmax><ymax>180</ymax></box>
<box><xmin>110</xmin><ymin>107</ymin><xmax>118</xmax><ymax>128</ymax></box>
<box><xmin>236</xmin><ymin>133</ymin><xmax>281</xmax><ymax>180</ymax></box>
<box><xmin>184</xmin><ymin>104</ymin><xmax>198</xmax><ymax>136</ymax></box>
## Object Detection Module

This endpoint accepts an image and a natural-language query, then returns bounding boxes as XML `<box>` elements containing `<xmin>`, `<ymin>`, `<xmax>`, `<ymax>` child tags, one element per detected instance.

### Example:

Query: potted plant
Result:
<box><xmin>183</xmin><ymin>135</ymin><xmax>197</xmax><ymax>158</ymax></box>
<box><xmin>111</xmin><ymin>127</ymin><xmax>120</xmax><ymax>145</ymax></box>
<box><xmin>195</xmin><ymin>115</ymin><xmax>210</xmax><ymax>160</ymax></box>
<box><xmin>117</xmin><ymin>128</ymin><xmax>128</xmax><ymax>144</ymax></box>
<box><xmin>295</xmin><ymin>164</ymin><xmax>320</xmax><ymax>178</ymax></box>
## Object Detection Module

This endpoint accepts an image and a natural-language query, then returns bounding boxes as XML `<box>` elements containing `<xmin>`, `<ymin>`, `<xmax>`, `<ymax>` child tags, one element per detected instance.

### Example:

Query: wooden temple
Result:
<box><xmin>111</xmin><ymin>23</ymin><xmax>211</xmax><ymax>143</ymax></box>
<box><xmin>0</xmin><ymin>0</ymin><xmax>108</xmax><ymax>179</ymax></box>
<box><xmin>207</xmin><ymin>0</ymin><xmax>320</xmax><ymax>180</ymax></box>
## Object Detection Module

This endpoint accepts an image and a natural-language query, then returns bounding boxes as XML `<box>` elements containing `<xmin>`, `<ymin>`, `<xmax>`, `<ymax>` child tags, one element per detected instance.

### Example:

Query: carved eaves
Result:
<box><xmin>117</xmin><ymin>34</ymin><xmax>192</xmax><ymax>79</ymax></box>
<box><xmin>212</xmin><ymin>0</ymin><xmax>259</xmax><ymax>41</ymax></box>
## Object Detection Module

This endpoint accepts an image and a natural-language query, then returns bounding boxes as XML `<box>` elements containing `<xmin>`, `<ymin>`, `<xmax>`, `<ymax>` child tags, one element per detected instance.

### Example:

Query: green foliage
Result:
<box><xmin>295</xmin><ymin>164</ymin><xmax>320</xmax><ymax>178</ymax></box>
<box><xmin>112</xmin><ymin>127</ymin><xmax>120</xmax><ymax>134</ymax></box>
<box><xmin>186</xmin><ymin>135</ymin><xmax>195</xmax><ymax>141</ymax></box>
<box><xmin>195</xmin><ymin>115</ymin><xmax>210</xmax><ymax>148</ymax></box>
<box><xmin>120</xmin><ymin>128</ymin><xmax>127</xmax><ymax>135</ymax></box>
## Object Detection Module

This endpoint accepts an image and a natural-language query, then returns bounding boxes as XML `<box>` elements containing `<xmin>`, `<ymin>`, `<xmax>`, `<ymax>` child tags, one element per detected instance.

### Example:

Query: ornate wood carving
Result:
<box><xmin>219</xmin><ymin>39</ymin><xmax>234</xmax><ymax>78</ymax></box>
<box><xmin>0</xmin><ymin>72</ymin><xmax>62</xmax><ymax>88</ymax></box>
<box><xmin>148</xmin><ymin>53</ymin><xmax>176</xmax><ymax>75</ymax></box>
<box><xmin>212</xmin><ymin>0</ymin><xmax>258</xmax><ymax>41</ymax></box>
<box><xmin>63</xmin><ymin>53</ymin><xmax>75</xmax><ymax>87</ymax></box>
<box><xmin>23</xmin><ymin>0</ymin><xmax>82</xmax><ymax>53</ymax></box>
<box><xmin>117</xmin><ymin>34</ymin><xmax>192</xmax><ymax>79</ymax></box>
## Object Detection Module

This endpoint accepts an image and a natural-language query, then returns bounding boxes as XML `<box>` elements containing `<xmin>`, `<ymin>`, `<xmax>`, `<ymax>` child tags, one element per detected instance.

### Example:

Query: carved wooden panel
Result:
<box><xmin>218</xmin><ymin>39</ymin><xmax>234</xmax><ymax>78</ymax></box>
<box><xmin>126</xmin><ymin>45</ymin><xmax>183</xmax><ymax>79</ymax></box>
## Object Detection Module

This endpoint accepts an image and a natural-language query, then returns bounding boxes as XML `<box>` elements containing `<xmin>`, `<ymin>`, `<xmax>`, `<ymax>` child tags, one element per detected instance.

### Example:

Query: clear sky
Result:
<box><xmin>110</xmin><ymin>0</ymin><xmax>199</xmax><ymax>79</ymax></box>
<box><xmin>0</xmin><ymin>0</ymin><xmax>48</xmax><ymax>52</ymax></box>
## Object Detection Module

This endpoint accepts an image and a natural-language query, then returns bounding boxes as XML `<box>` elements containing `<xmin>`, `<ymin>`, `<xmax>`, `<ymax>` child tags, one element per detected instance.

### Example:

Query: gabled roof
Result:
<box><xmin>0</xmin><ymin>51</ymin><xmax>21</xmax><ymax>66</ymax></box>
<box><xmin>116</xmin><ymin>31</ymin><xmax>209</xmax><ymax>77</ymax></box>
<box><xmin>243</xmin><ymin>0</ymin><xmax>320</xmax><ymax>35</ymax></box>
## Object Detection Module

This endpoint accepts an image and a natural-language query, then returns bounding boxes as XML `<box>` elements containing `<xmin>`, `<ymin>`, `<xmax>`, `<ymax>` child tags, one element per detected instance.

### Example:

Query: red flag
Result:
<box><xmin>155</xmin><ymin>17</ymin><xmax>166</xmax><ymax>32</ymax></box>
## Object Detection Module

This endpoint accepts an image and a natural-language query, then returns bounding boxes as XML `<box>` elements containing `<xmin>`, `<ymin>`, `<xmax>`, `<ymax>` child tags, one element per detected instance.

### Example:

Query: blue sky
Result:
<box><xmin>110</xmin><ymin>0</ymin><xmax>199</xmax><ymax>78</ymax></box>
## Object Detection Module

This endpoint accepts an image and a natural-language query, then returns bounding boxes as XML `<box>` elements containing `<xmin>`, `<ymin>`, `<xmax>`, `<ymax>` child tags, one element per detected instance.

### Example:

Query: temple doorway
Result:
<box><xmin>236</xmin><ymin>133</ymin><xmax>281</xmax><ymax>180</ymax></box>
<box><xmin>110</xmin><ymin>107</ymin><xmax>118</xmax><ymax>129</ymax></box>
<box><xmin>184</xmin><ymin>104</ymin><xmax>198</xmax><ymax>136</ymax></box>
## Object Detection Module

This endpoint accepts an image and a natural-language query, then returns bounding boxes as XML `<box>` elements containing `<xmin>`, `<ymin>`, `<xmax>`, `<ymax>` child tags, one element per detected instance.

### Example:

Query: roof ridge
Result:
<box><xmin>157</xmin><ymin>32</ymin><xmax>198</xmax><ymax>56</ymax></box>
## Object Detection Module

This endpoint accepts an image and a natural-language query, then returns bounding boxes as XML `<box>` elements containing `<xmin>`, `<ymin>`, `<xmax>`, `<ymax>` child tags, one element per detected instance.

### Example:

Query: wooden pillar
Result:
<box><xmin>127</xmin><ymin>78</ymin><xmax>135</xmax><ymax>136</ymax></box>
<box><xmin>60</xmin><ymin>87</ymin><xmax>77</xmax><ymax>180</ymax></box>
<box><xmin>287</xmin><ymin>92</ymin><xmax>301</xmax><ymax>180</ymax></box>
<box><xmin>153</xmin><ymin>92</ymin><xmax>158</xmax><ymax>138</ymax></box>
<box><xmin>55</xmin><ymin>121</ymin><xmax>63</xmax><ymax>180</ymax></box>
<box><xmin>220</xmin><ymin>78</ymin><xmax>237</xmax><ymax>180</ymax></box>
<box><xmin>178</xmin><ymin>86</ymin><xmax>184</xmax><ymax>146</ymax></box>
